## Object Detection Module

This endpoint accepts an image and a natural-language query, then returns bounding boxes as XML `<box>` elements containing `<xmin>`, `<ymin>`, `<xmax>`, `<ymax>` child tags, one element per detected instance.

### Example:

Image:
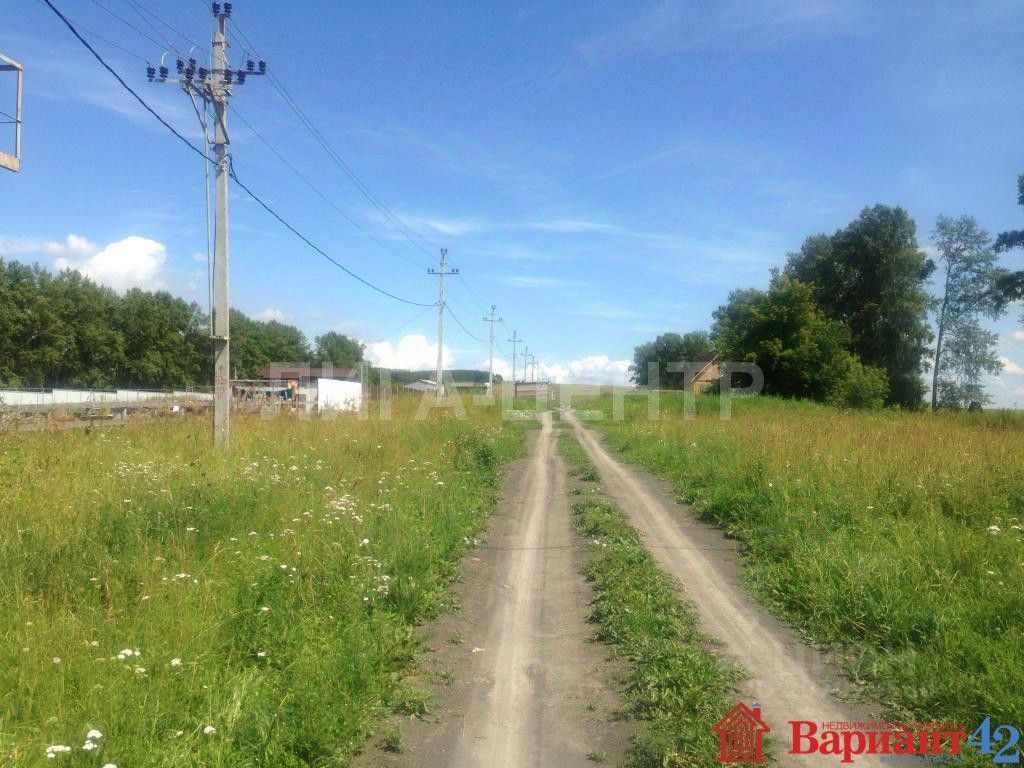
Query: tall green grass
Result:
<box><xmin>575</xmin><ymin>393</ymin><xmax>1024</xmax><ymax>727</ymax></box>
<box><xmin>0</xmin><ymin>401</ymin><xmax>526</xmax><ymax>767</ymax></box>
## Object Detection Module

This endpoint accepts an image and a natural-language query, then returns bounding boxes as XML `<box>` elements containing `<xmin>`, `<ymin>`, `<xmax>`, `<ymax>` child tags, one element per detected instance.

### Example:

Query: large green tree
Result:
<box><xmin>929</xmin><ymin>215</ymin><xmax>1004</xmax><ymax>409</ymax></box>
<box><xmin>993</xmin><ymin>174</ymin><xmax>1024</xmax><ymax>320</ymax></box>
<box><xmin>934</xmin><ymin>317</ymin><xmax>1002</xmax><ymax>408</ymax></box>
<box><xmin>630</xmin><ymin>331</ymin><xmax>716</xmax><ymax>388</ymax></box>
<box><xmin>0</xmin><ymin>260</ymin><xmax>325</xmax><ymax>390</ymax></box>
<box><xmin>116</xmin><ymin>290</ymin><xmax>208</xmax><ymax>388</ymax></box>
<box><xmin>229</xmin><ymin>310</ymin><xmax>312</xmax><ymax>379</ymax></box>
<box><xmin>314</xmin><ymin>331</ymin><xmax>364</xmax><ymax>368</ymax></box>
<box><xmin>785</xmin><ymin>205</ymin><xmax>934</xmax><ymax>408</ymax></box>
<box><xmin>712</xmin><ymin>276</ymin><xmax>889</xmax><ymax>409</ymax></box>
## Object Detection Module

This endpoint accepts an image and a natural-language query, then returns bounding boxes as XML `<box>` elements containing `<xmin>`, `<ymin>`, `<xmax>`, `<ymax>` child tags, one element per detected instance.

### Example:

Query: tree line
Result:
<box><xmin>633</xmin><ymin>182</ymin><xmax>1024</xmax><ymax>409</ymax></box>
<box><xmin>0</xmin><ymin>260</ymin><xmax>364</xmax><ymax>389</ymax></box>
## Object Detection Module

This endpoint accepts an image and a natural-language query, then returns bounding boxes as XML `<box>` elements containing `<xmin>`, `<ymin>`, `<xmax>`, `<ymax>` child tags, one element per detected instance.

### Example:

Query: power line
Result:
<box><xmin>123</xmin><ymin>0</ymin><xmax>206</xmax><ymax>53</ymax></box>
<box><xmin>33</xmin><ymin>0</ymin><xmax>152</xmax><ymax>62</ymax></box>
<box><xmin>446</xmin><ymin>304</ymin><xmax>488</xmax><ymax>344</ymax></box>
<box><xmin>228</xmin><ymin>159</ymin><xmax>436</xmax><ymax>307</ymax></box>
<box><xmin>85</xmin><ymin>0</ymin><xmax>169</xmax><ymax>52</ymax></box>
<box><xmin>229</xmin><ymin>103</ymin><xmax>423</xmax><ymax>269</ymax></box>
<box><xmin>227</xmin><ymin>18</ymin><xmax>439</xmax><ymax>261</ymax></box>
<box><xmin>455</xmin><ymin>271</ymin><xmax>490</xmax><ymax>312</ymax></box>
<box><xmin>44</xmin><ymin>0</ymin><xmax>209</xmax><ymax>162</ymax></box>
<box><xmin>44</xmin><ymin>0</ymin><xmax>436</xmax><ymax>310</ymax></box>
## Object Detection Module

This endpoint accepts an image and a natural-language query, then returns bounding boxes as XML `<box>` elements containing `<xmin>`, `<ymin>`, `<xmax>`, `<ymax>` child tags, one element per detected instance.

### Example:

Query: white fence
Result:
<box><xmin>0</xmin><ymin>389</ymin><xmax>213</xmax><ymax>407</ymax></box>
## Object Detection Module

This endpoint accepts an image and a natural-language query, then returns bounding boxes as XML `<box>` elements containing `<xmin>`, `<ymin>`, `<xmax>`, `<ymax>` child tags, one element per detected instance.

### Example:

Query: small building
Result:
<box><xmin>237</xmin><ymin>364</ymin><xmax>363</xmax><ymax>413</ymax></box>
<box><xmin>257</xmin><ymin>364</ymin><xmax>360</xmax><ymax>383</ymax></box>
<box><xmin>693</xmin><ymin>354</ymin><xmax>721</xmax><ymax>392</ymax></box>
<box><xmin>404</xmin><ymin>379</ymin><xmax>440</xmax><ymax>393</ymax></box>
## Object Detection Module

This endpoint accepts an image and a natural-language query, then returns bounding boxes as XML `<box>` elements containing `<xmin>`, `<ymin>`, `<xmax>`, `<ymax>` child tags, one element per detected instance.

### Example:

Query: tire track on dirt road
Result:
<box><xmin>359</xmin><ymin>411</ymin><xmax>630</xmax><ymax>768</ymax></box>
<box><xmin>565</xmin><ymin>409</ymin><xmax>885</xmax><ymax>768</ymax></box>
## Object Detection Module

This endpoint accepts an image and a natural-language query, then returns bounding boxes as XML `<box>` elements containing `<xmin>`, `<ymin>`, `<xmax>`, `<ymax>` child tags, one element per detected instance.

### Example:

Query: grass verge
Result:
<box><xmin>0</xmin><ymin>399</ymin><xmax>527</xmax><ymax>767</ymax></box>
<box><xmin>572</xmin><ymin>392</ymin><xmax>1024</xmax><ymax>728</ymax></box>
<box><xmin>559</xmin><ymin>430</ymin><xmax>741</xmax><ymax>768</ymax></box>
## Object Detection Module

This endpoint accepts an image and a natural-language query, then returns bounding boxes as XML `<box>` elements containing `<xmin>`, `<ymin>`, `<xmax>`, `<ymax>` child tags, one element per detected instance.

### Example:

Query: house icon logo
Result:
<box><xmin>712</xmin><ymin>701</ymin><xmax>771</xmax><ymax>763</ymax></box>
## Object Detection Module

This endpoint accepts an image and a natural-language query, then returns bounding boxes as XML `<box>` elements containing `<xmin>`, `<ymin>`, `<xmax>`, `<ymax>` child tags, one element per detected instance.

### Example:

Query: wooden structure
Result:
<box><xmin>0</xmin><ymin>53</ymin><xmax>22</xmax><ymax>172</ymax></box>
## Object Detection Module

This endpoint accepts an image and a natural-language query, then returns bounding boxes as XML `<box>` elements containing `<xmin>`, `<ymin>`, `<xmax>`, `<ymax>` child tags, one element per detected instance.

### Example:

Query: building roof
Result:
<box><xmin>257</xmin><ymin>364</ymin><xmax>359</xmax><ymax>381</ymax></box>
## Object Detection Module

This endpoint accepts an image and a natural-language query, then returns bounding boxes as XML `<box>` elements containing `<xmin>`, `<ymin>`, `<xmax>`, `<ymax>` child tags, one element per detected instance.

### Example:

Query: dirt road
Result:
<box><xmin>564</xmin><ymin>410</ymin><xmax>884</xmax><ymax>767</ymax></box>
<box><xmin>359</xmin><ymin>411</ymin><xmax>630</xmax><ymax>767</ymax></box>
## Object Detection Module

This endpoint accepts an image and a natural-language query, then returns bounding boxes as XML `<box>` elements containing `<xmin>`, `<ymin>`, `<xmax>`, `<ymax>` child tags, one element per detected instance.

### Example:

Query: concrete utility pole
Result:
<box><xmin>483</xmin><ymin>304</ymin><xmax>502</xmax><ymax>394</ymax></box>
<box><xmin>148</xmin><ymin>2</ymin><xmax>266</xmax><ymax>449</ymax></box>
<box><xmin>429</xmin><ymin>248</ymin><xmax>458</xmax><ymax>403</ymax></box>
<box><xmin>521</xmin><ymin>346</ymin><xmax>529</xmax><ymax>385</ymax></box>
<box><xmin>507</xmin><ymin>330</ymin><xmax>520</xmax><ymax>399</ymax></box>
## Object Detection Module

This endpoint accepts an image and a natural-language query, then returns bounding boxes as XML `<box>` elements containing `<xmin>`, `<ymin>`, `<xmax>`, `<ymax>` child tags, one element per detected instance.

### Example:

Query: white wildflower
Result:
<box><xmin>203</xmin><ymin>725</ymin><xmax>217</xmax><ymax>735</ymax></box>
<box><xmin>170</xmin><ymin>658</ymin><xmax>182</xmax><ymax>667</ymax></box>
<box><xmin>86</xmin><ymin>729</ymin><xmax>102</xmax><ymax>740</ymax></box>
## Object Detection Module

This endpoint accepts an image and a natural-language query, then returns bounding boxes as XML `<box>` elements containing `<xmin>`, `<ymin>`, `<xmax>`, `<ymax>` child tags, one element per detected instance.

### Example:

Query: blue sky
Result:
<box><xmin>3</xmin><ymin>0</ymin><xmax>1024</xmax><ymax>401</ymax></box>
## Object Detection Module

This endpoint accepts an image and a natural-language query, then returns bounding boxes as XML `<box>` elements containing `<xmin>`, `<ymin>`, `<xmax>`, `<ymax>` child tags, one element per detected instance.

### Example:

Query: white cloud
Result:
<box><xmin>542</xmin><ymin>355</ymin><xmax>632</xmax><ymax>385</ymax></box>
<box><xmin>0</xmin><ymin>234</ymin><xmax>97</xmax><ymax>257</ymax></box>
<box><xmin>366</xmin><ymin>334</ymin><xmax>452</xmax><ymax>370</ymax></box>
<box><xmin>257</xmin><ymin>308</ymin><xmax>288</xmax><ymax>323</ymax></box>
<box><xmin>500</xmin><ymin>275</ymin><xmax>588</xmax><ymax>289</ymax></box>
<box><xmin>476</xmin><ymin>357</ymin><xmax>513</xmax><ymax>380</ymax></box>
<box><xmin>191</xmin><ymin>251</ymin><xmax>209</xmax><ymax>263</ymax></box>
<box><xmin>1013</xmin><ymin>330</ymin><xmax>1024</xmax><ymax>342</ymax></box>
<box><xmin>0</xmin><ymin>236</ymin><xmax>43</xmax><ymax>256</ymax></box>
<box><xmin>531</xmin><ymin>219</ymin><xmax>620</xmax><ymax>234</ymax></box>
<box><xmin>576</xmin><ymin>0</ymin><xmax>858</xmax><ymax>64</ymax></box>
<box><xmin>55</xmin><ymin>236</ymin><xmax>167</xmax><ymax>292</ymax></box>
<box><xmin>41</xmin><ymin>234</ymin><xmax>98</xmax><ymax>257</ymax></box>
<box><xmin>999</xmin><ymin>356</ymin><xmax>1024</xmax><ymax>375</ymax></box>
<box><xmin>403</xmin><ymin>215</ymin><xmax>482</xmax><ymax>237</ymax></box>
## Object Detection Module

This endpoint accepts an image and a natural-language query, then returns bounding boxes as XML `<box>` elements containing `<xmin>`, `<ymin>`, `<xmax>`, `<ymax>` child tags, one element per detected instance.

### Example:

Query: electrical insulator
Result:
<box><xmin>198</xmin><ymin>67</ymin><xmax>208</xmax><ymax>80</ymax></box>
<box><xmin>246</xmin><ymin>59</ymin><xmax>255</xmax><ymax>72</ymax></box>
<box><xmin>258</xmin><ymin>60</ymin><xmax>267</xmax><ymax>74</ymax></box>
<box><xmin>224</xmin><ymin>3</ymin><xmax>232</xmax><ymax>16</ymax></box>
<box><xmin>224</xmin><ymin>69</ymin><xmax>234</xmax><ymax>84</ymax></box>
<box><xmin>237</xmin><ymin>70</ymin><xmax>246</xmax><ymax>84</ymax></box>
<box><xmin>146</xmin><ymin>65</ymin><xmax>156</xmax><ymax>80</ymax></box>
<box><xmin>185</xmin><ymin>68</ymin><xmax>194</xmax><ymax>81</ymax></box>
<box><xmin>212</xmin><ymin>2</ymin><xmax>220</xmax><ymax>15</ymax></box>
<box><xmin>176</xmin><ymin>58</ymin><xmax>184</xmax><ymax>73</ymax></box>
<box><xmin>159</xmin><ymin>65</ymin><xmax>169</xmax><ymax>79</ymax></box>
<box><xmin>189</xmin><ymin>58</ymin><xmax>197</xmax><ymax>70</ymax></box>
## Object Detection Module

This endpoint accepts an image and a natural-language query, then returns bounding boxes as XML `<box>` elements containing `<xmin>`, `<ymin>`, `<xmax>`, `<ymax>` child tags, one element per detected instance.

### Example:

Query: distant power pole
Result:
<box><xmin>521</xmin><ymin>346</ymin><xmax>529</xmax><ymax>385</ymax></box>
<box><xmin>148</xmin><ymin>2</ymin><xmax>266</xmax><ymax>449</ymax></box>
<box><xmin>429</xmin><ymin>248</ymin><xmax>457</xmax><ymax>403</ymax></box>
<box><xmin>507</xmin><ymin>329</ymin><xmax>520</xmax><ymax>397</ymax></box>
<box><xmin>483</xmin><ymin>304</ymin><xmax>502</xmax><ymax>393</ymax></box>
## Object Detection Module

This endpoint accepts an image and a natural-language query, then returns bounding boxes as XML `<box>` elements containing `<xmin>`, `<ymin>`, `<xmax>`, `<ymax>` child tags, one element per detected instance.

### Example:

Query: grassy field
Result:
<box><xmin>572</xmin><ymin>393</ymin><xmax>1024</xmax><ymax>728</ymax></box>
<box><xmin>558</xmin><ymin>425</ymin><xmax>740</xmax><ymax>767</ymax></box>
<box><xmin>0</xmin><ymin>401</ymin><xmax>527</xmax><ymax>767</ymax></box>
